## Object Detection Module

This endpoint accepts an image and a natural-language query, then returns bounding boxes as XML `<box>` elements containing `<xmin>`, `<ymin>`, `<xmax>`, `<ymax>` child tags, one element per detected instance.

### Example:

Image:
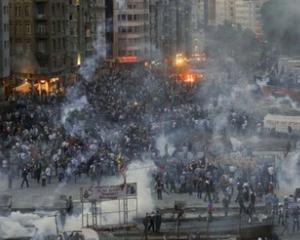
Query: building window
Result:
<box><xmin>52</xmin><ymin>4</ymin><xmax>55</xmax><ymax>16</ymax></box>
<box><xmin>52</xmin><ymin>22</ymin><xmax>56</xmax><ymax>33</ymax></box>
<box><xmin>37</xmin><ymin>24</ymin><xmax>46</xmax><ymax>33</ymax></box>
<box><xmin>37</xmin><ymin>4</ymin><xmax>45</xmax><ymax>15</ymax></box>
<box><xmin>16</xmin><ymin>24</ymin><xmax>21</xmax><ymax>34</ymax></box>
<box><xmin>26</xmin><ymin>24</ymin><xmax>31</xmax><ymax>34</ymax></box>
<box><xmin>25</xmin><ymin>5</ymin><xmax>29</xmax><ymax>17</ymax></box>
<box><xmin>38</xmin><ymin>41</ymin><xmax>46</xmax><ymax>53</ymax></box>
<box><xmin>16</xmin><ymin>6</ymin><xmax>22</xmax><ymax>17</ymax></box>
<box><xmin>57</xmin><ymin>21</ymin><xmax>61</xmax><ymax>33</ymax></box>
<box><xmin>63</xmin><ymin>38</ymin><xmax>66</xmax><ymax>49</ymax></box>
<box><xmin>57</xmin><ymin>38</ymin><xmax>61</xmax><ymax>50</ymax></box>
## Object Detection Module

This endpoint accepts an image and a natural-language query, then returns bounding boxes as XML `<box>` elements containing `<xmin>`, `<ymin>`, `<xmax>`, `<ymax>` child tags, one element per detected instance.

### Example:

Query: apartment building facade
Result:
<box><xmin>9</xmin><ymin>0</ymin><xmax>105</xmax><ymax>93</ymax></box>
<box><xmin>0</xmin><ymin>0</ymin><xmax>10</xmax><ymax>81</ymax></box>
<box><xmin>113</xmin><ymin>0</ymin><xmax>150</xmax><ymax>61</ymax></box>
<box><xmin>0</xmin><ymin>0</ymin><xmax>10</xmax><ymax>98</ymax></box>
<box><xmin>150</xmin><ymin>0</ymin><xmax>205</xmax><ymax>59</ymax></box>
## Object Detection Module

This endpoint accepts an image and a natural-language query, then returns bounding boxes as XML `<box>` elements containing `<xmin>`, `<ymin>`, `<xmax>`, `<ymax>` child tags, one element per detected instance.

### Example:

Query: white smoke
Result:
<box><xmin>79</xmin><ymin>25</ymin><xmax>106</xmax><ymax>82</ymax></box>
<box><xmin>0</xmin><ymin>161</ymin><xmax>156</xmax><ymax>238</ymax></box>
<box><xmin>69</xmin><ymin>160</ymin><xmax>157</xmax><ymax>227</ymax></box>
<box><xmin>278</xmin><ymin>151</ymin><xmax>300</xmax><ymax>194</ymax></box>
<box><xmin>156</xmin><ymin>135</ymin><xmax>175</xmax><ymax>157</ymax></box>
<box><xmin>61</xmin><ymin>95</ymin><xmax>88</xmax><ymax>124</ymax></box>
<box><xmin>0</xmin><ymin>212</ymin><xmax>57</xmax><ymax>239</ymax></box>
<box><xmin>0</xmin><ymin>173</ymin><xmax>8</xmax><ymax>191</ymax></box>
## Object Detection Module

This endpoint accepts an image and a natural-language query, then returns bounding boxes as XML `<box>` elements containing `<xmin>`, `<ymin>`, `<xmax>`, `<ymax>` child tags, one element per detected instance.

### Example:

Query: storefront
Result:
<box><xmin>13</xmin><ymin>74</ymin><xmax>64</xmax><ymax>96</ymax></box>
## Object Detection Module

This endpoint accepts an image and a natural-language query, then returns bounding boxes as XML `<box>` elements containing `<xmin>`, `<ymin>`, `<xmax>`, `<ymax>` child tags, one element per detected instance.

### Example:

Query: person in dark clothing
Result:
<box><xmin>21</xmin><ymin>166</ymin><xmax>29</xmax><ymax>188</ymax></box>
<box><xmin>236</xmin><ymin>191</ymin><xmax>246</xmax><ymax>216</ymax></box>
<box><xmin>155</xmin><ymin>210</ymin><xmax>162</xmax><ymax>233</ymax></box>
<box><xmin>148</xmin><ymin>212</ymin><xmax>155</xmax><ymax>232</ymax></box>
<box><xmin>35</xmin><ymin>162</ymin><xmax>42</xmax><ymax>184</ymax></box>
<box><xmin>66</xmin><ymin>196</ymin><xmax>73</xmax><ymax>215</ymax></box>
<box><xmin>281</xmin><ymin>208</ymin><xmax>290</xmax><ymax>235</ymax></box>
<box><xmin>204</xmin><ymin>178</ymin><xmax>212</xmax><ymax>202</ymax></box>
<box><xmin>222</xmin><ymin>196</ymin><xmax>230</xmax><ymax>217</ymax></box>
<box><xmin>292</xmin><ymin>207</ymin><xmax>300</xmax><ymax>232</ymax></box>
<box><xmin>156</xmin><ymin>179</ymin><xmax>164</xmax><ymax>200</ymax></box>
<box><xmin>143</xmin><ymin>213</ymin><xmax>150</xmax><ymax>240</ymax></box>
<box><xmin>197</xmin><ymin>177</ymin><xmax>204</xmax><ymax>199</ymax></box>
<box><xmin>41</xmin><ymin>171</ymin><xmax>46</xmax><ymax>186</ymax></box>
<box><xmin>248</xmin><ymin>191</ymin><xmax>256</xmax><ymax>223</ymax></box>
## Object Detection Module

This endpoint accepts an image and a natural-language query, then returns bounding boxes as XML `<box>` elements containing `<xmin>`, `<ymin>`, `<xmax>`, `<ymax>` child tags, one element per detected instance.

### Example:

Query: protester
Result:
<box><xmin>20</xmin><ymin>166</ymin><xmax>29</xmax><ymax>188</ymax></box>
<box><xmin>155</xmin><ymin>210</ymin><xmax>162</xmax><ymax>233</ymax></box>
<box><xmin>66</xmin><ymin>196</ymin><xmax>73</xmax><ymax>215</ymax></box>
<box><xmin>148</xmin><ymin>212</ymin><xmax>155</xmax><ymax>233</ymax></box>
<box><xmin>292</xmin><ymin>206</ymin><xmax>300</xmax><ymax>232</ymax></box>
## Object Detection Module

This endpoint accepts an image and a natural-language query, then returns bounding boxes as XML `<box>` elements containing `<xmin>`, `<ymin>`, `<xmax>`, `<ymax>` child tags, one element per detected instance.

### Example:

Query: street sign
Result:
<box><xmin>82</xmin><ymin>183</ymin><xmax>137</xmax><ymax>201</ymax></box>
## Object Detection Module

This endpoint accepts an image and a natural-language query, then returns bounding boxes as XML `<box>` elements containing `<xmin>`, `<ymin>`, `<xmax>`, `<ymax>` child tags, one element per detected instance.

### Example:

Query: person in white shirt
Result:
<box><xmin>45</xmin><ymin>165</ymin><xmax>52</xmax><ymax>184</ymax></box>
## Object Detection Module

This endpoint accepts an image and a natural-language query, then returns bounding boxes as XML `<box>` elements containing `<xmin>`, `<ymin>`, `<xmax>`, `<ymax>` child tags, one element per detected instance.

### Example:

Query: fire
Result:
<box><xmin>183</xmin><ymin>74</ymin><xmax>195</xmax><ymax>84</ymax></box>
<box><xmin>178</xmin><ymin>71</ymin><xmax>204</xmax><ymax>85</ymax></box>
<box><xmin>174</xmin><ymin>53</ymin><xmax>187</xmax><ymax>67</ymax></box>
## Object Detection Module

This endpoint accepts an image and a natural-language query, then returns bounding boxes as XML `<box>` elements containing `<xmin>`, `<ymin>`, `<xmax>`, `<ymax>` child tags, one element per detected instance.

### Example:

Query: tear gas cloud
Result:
<box><xmin>79</xmin><ymin>25</ymin><xmax>106</xmax><ymax>82</ymax></box>
<box><xmin>0</xmin><ymin>161</ymin><xmax>156</xmax><ymax>238</ymax></box>
<box><xmin>0</xmin><ymin>212</ymin><xmax>57</xmax><ymax>239</ymax></box>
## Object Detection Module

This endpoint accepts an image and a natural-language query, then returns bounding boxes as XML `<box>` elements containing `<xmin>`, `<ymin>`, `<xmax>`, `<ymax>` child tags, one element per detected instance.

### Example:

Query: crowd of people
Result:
<box><xmin>0</xmin><ymin>66</ymin><xmax>258</xmax><ymax>190</ymax></box>
<box><xmin>0</xmin><ymin>62</ymin><xmax>298</xmax><ymax>239</ymax></box>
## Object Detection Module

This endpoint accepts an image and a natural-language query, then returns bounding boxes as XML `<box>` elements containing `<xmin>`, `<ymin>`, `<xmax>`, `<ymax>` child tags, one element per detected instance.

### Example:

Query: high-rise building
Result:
<box><xmin>215</xmin><ymin>0</ymin><xmax>236</xmax><ymax>25</ymax></box>
<box><xmin>212</xmin><ymin>0</ymin><xmax>267</xmax><ymax>36</ymax></box>
<box><xmin>113</xmin><ymin>0</ymin><xmax>150</xmax><ymax>62</ymax></box>
<box><xmin>204</xmin><ymin>0</ymin><xmax>217</xmax><ymax>27</ymax></box>
<box><xmin>68</xmin><ymin>0</ymin><xmax>106</xmax><ymax>73</ymax></box>
<box><xmin>9</xmin><ymin>0</ymin><xmax>106</xmax><ymax>94</ymax></box>
<box><xmin>151</xmin><ymin>0</ymin><xmax>205</xmax><ymax>59</ymax></box>
<box><xmin>105</xmin><ymin>0</ymin><xmax>114</xmax><ymax>59</ymax></box>
<box><xmin>9</xmin><ymin>0</ymin><xmax>70</xmax><ymax>94</ymax></box>
<box><xmin>0</xmin><ymin>0</ymin><xmax>10</xmax><ymax>97</ymax></box>
<box><xmin>235</xmin><ymin>0</ymin><xmax>267</xmax><ymax>36</ymax></box>
<box><xmin>190</xmin><ymin>0</ymin><xmax>205</xmax><ymax>56</ymax></box>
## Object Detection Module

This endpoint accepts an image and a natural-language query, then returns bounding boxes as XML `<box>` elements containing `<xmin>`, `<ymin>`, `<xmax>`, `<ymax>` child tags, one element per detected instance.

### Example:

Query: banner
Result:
<box><xmin>83</xmin><ymin>183</ymin><xmax>137</xmax><ymax>201</ymax></box>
